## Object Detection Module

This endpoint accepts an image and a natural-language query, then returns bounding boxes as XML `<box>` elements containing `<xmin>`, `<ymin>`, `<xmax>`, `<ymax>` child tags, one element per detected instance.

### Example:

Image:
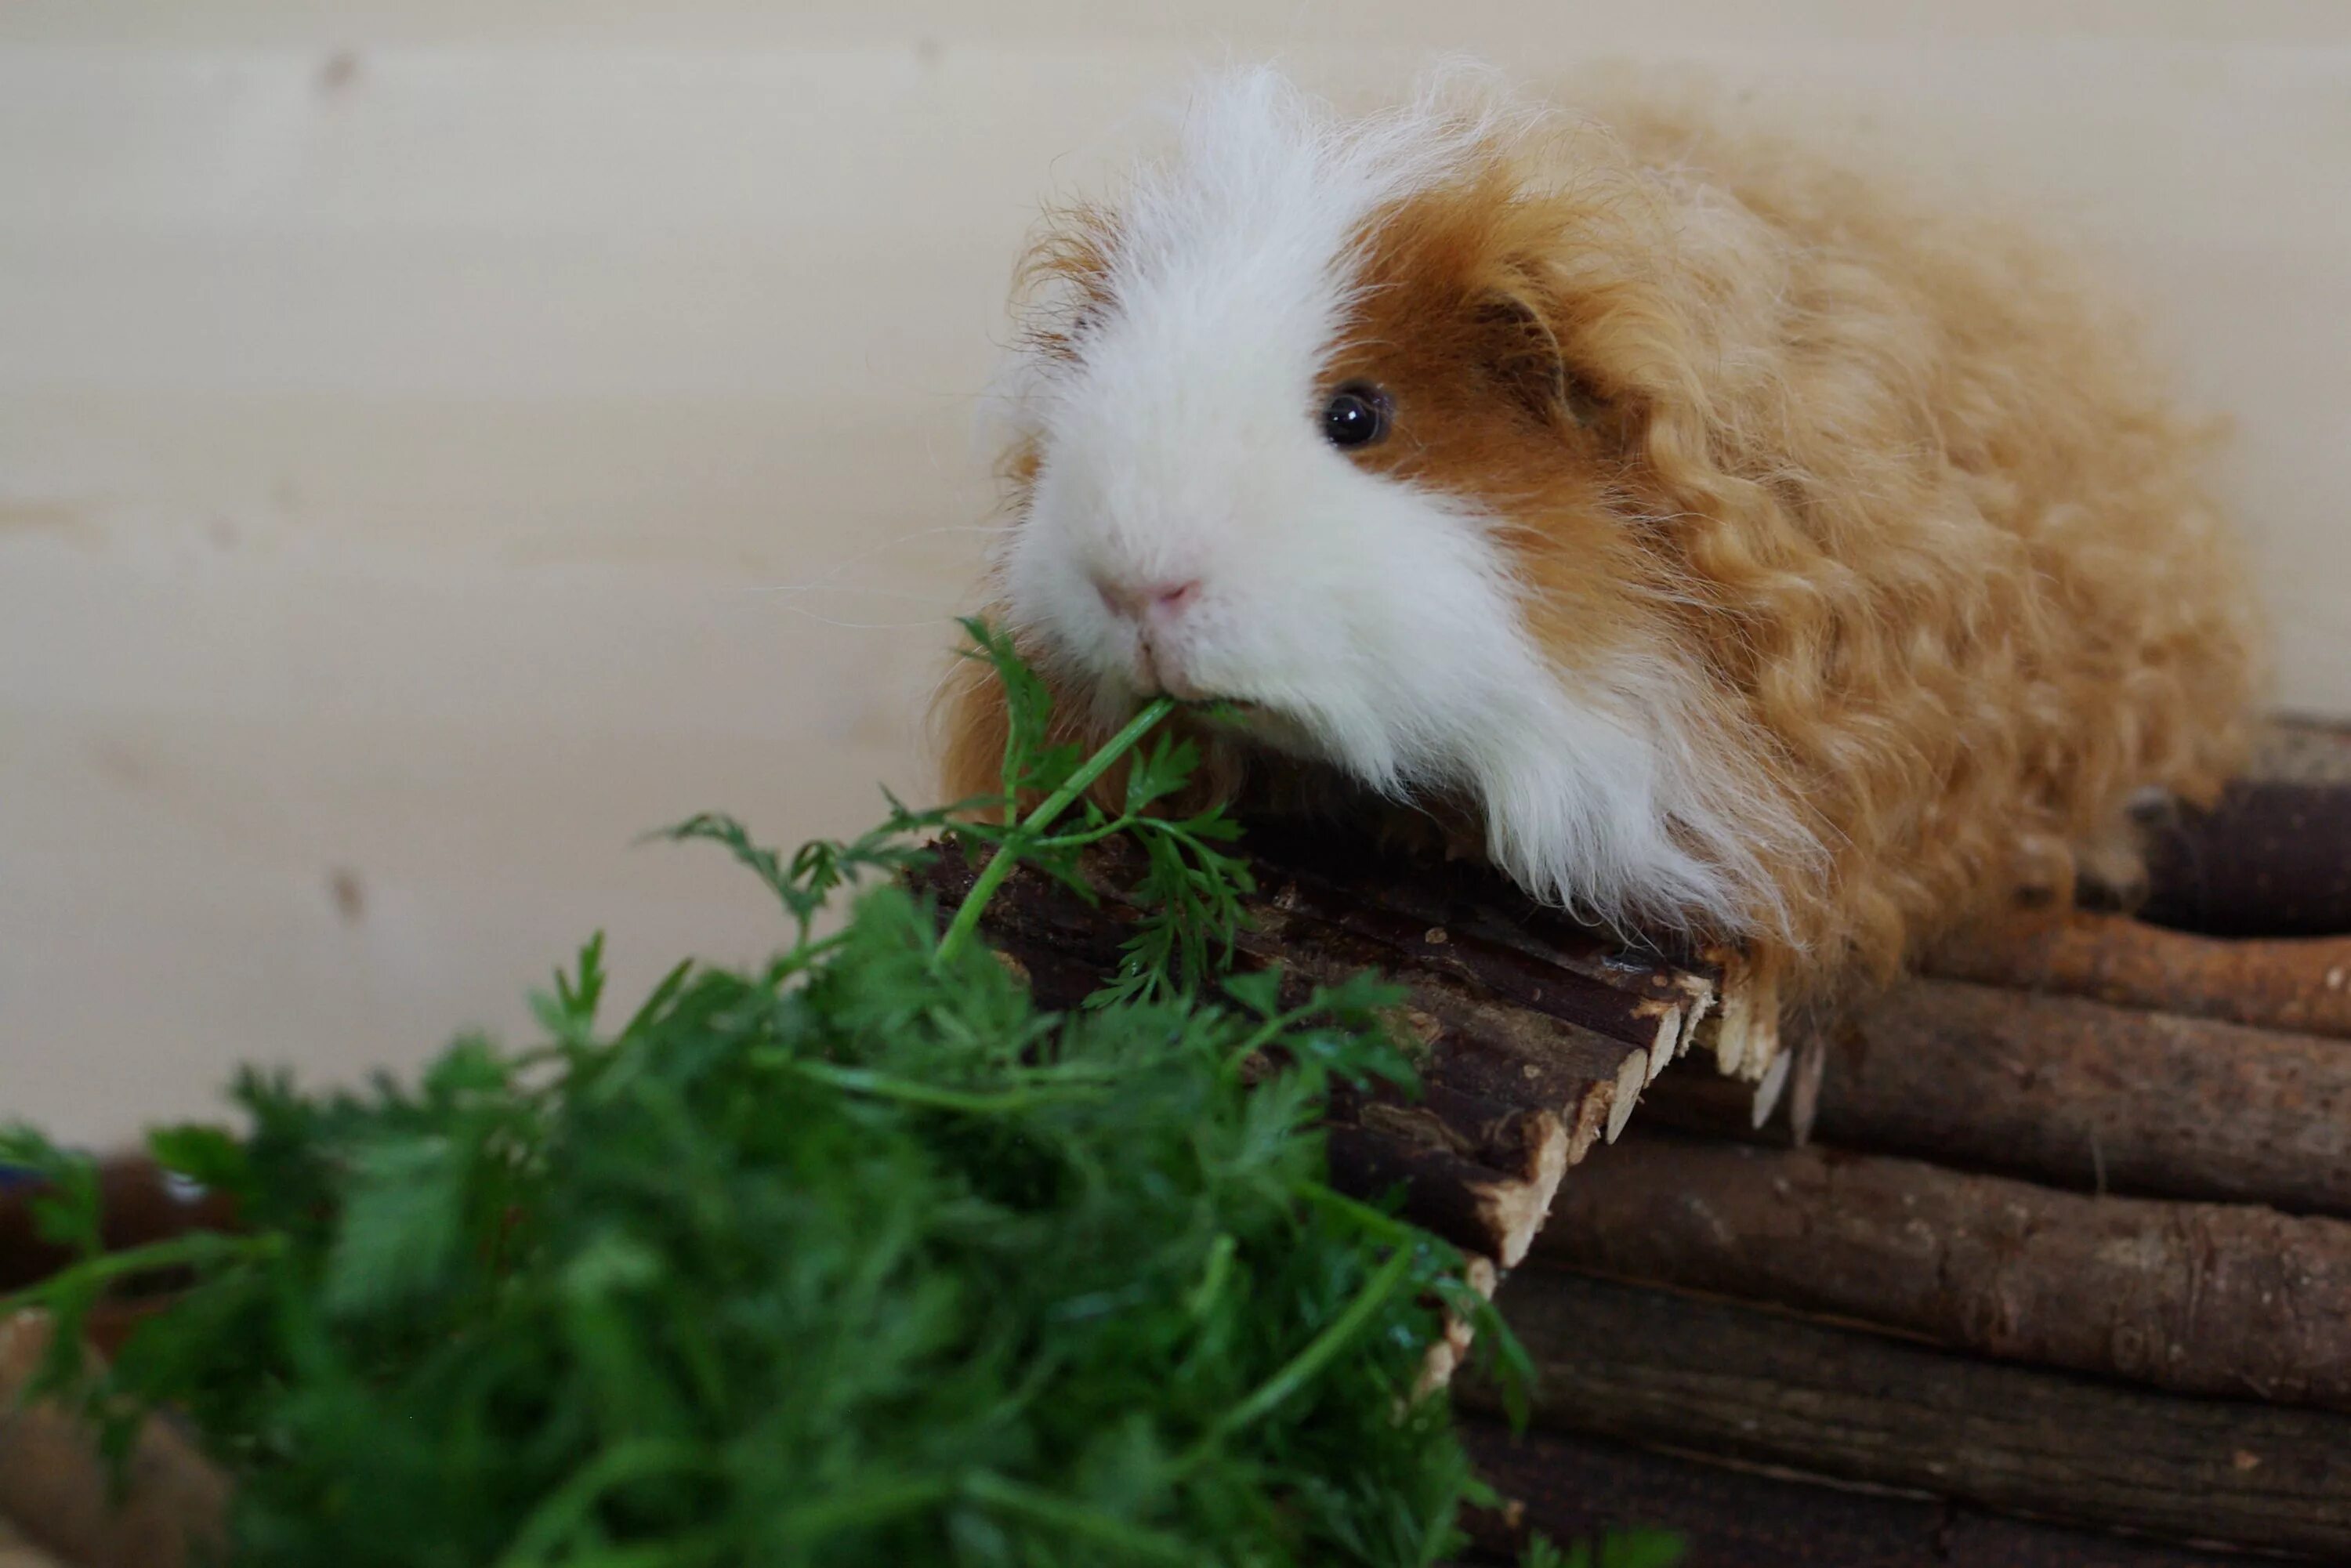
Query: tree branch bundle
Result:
<box><xmin>11</xmin><ymin>725</ymin><xmax>2348</xmax><ymax>1560</ymax></box>
<box><xmin>1461</xmin><ymin>1269</ymin><xmax>2351</xmax><ymax>1559</ymax></box>
<box><xmin>915</xmin><ymin>826</ymin><xmax>1762</xmax><ymax>1269</ymax></box>
<box><xmin>2131</xmin><ymin>715</ymin><xmax>2351</xmax><ymax>935</ymax></box>
<box><xmin>1643</xmin><ymin>974</ymin><xmax>2351</xmax><ymax>1212</ymax></box>
<box><xmin>1454</xmin><ymin>1415</ymin><xmax>2237</xmax><ymax>1568</ymax></box>
<box><xmin>1538</xmin><ymin>1133</ymin><xmax>2351</xmax><ymax>1408</ymax></box>
<box><xmin>926</xmin><ymin>720</ymin><xmax>2351</xmax><ymax>1556</ymax></box>
<box><xmin>1480</xmin><ymin>723</ymin><xmax>2351</xmax><ymax>1557</ymax></box>
<box><xmin>1929</xmin><ymin>909</ymin><xmax>2351</xmax><ymax>1037</ymax></box>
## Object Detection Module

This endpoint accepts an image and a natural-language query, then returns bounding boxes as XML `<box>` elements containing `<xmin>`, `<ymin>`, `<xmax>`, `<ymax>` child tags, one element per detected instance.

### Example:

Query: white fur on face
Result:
<box><xmin>996</xmin><ymin>67</ymin><xmax>1802</xmax><ymax>940</ymax></box>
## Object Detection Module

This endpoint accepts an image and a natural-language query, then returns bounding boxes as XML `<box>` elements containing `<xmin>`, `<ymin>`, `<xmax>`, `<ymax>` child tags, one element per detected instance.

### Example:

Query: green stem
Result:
<box><xmin>777</xmin><ymin>1477</ymin><xmax>955</xmax><ymax>1542</ymax></box>
<box><xmin>959</xmin><ymin>1472</ymin><xmax>1194</xmax><ymax>1563</ymax></box>
<box><xmin>1220</xmin><ymin>1004</ymin><xmax>1325</xmax><ymax>1075</ymax></box>
<box><xmin>1297</xmin><ymin>1182</ymin><xmax>1422</xmax><ymax>1244</ymax></box>
<box><xmin>788</xmin><ymin>1060</ymin><xmax>1110</xmax><ymax>1115</ymax></box>
<box><xmin>933</xmin><ymin>697</ymin><xmax>1176</xmax><ymax>969</ymax></box>
<box><xmin>0</xmin><ymin>1229</ymin><xmax>277</xmax><ymax>1318</ymax></box>
<box><xmin>493</xmin><ymin>1441</ymin><xmax>710</xmax><ymax>1568</ymax></box>
<box><xmin>1172</xmin><ymin>1244</ymin><xmax>1418</xmax><ymax>1475</ymax></box>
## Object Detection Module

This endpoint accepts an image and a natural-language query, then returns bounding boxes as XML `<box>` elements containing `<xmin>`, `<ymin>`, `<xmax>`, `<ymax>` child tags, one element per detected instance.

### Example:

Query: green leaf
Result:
<box><xmin>5</xmin><ymin>625</ymin><xmax>1522</xmax><ymax>1568</ymax></box>
<box><xmin>0</xmin><ymin>1125</ymin><xmax>100</xmax><ymax>1260</ymax></box>
<box><xmin>320</xmin><ymin>1134</ymin><xmax>467</xmax><ymax>1319</ymax></box>
<box><xmin>1221</xmin><ymin>968</ymin><xmax>1283</xmax><ymax>1018</ymax></box>
<box><xmin>1602</xmin><ymin>1528</ymin><xmax>1687</xmax><ymax>1568</ymax></box>
<box><xmin>1122</xmin><ymin>732</ymin><xmax>1197</xmax><ymax>813</ymax></box>
<box><xmin>148</xmin><ymin>1124</ymin><xmax>255</xmax><ymax>1204</ymax></box>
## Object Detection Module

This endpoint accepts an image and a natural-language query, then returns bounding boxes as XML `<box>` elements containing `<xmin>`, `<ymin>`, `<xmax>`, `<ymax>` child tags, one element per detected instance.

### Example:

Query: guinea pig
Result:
<box><xmin>934</xmin><ymin>66</ymin><xmax>2262</xmax><ymax>1007</ymax></box>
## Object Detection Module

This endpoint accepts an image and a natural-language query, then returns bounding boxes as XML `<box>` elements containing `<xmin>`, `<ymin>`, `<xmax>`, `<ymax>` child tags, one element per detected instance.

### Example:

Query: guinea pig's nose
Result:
<box><xmin>1093</xmin><ymin>574</ymin><xmax>1201</xmax><ymax>625</ymax></box>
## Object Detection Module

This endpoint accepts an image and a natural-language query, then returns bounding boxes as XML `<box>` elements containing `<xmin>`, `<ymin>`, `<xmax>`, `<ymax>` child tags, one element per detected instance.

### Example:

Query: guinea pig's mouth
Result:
<box><xmin>1118</xmin><ymin>688</ymin><xmax>1286</xmax><ymax>742</ymax></box>
<box><xmin>1183</xmin><ymin>695</ymin><xmax>1320</xmax><ymax>755</ymax></box>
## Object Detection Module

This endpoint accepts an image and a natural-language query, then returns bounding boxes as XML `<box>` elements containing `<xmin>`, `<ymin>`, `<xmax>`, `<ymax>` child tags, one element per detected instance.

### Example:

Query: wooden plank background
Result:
<box><xmin>3</xmin><ymin>1</ymin><xmax>2346</xmax><ymax>1144</ymax></box>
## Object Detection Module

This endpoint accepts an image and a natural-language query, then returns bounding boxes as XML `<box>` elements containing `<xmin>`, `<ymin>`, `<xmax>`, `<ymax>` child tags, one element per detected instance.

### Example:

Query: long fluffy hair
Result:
<box><xmin>936</xmin><ymin>69</ymin><xmax>2262</xmax><ymax>1005</ymax></box>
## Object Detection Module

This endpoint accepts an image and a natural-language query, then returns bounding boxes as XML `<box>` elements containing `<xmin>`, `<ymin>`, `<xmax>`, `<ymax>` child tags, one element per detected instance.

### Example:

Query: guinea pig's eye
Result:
<box><xmin>1321</xmin><ymin>381</ymin><xmax>1393</xmax><ymax>450</ymax></box>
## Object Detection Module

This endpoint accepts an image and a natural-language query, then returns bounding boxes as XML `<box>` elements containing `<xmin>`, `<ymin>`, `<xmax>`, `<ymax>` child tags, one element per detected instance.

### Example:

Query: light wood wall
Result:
<box><xmin>4</xmin><ymin>1</ymin><xmax>2346</xmax><ymax>1143</ymax></box>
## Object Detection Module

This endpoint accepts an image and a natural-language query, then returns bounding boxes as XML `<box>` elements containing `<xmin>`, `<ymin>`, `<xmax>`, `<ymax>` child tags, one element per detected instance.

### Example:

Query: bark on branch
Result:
<box><xmin>1455</xmin><ymin>1418</ymin><xmax>2237</xmax><ymax>1568</ymax></box>
<box><xmin>2129</xmin><ymin>717</ymin><xmax>2351</xmax><ymax>936</ymax></box>
<box><xmin>1929</xmin><ymin>909</ymin><xmax>2351</xmax><ymax>1038</ymax></box>
<box><xmin>1537</xmin><ymin>1133</ymin><xmax>2351</xmax><ymax>1409</ymax></box>
<box><xmin>914</xmin><ymin>830</ymin><xmax>1751</xmax><ymax>1267</ymax></box>
<box><xmin>1644</xmin><ymin>976</ymin><xmax>2351</xmax><ymax>1214</ymax></box>
<box><xmin>1465</xmin><ymin>1268</ymin><xmax>2351</xmax><ymax>1559</ymax></box>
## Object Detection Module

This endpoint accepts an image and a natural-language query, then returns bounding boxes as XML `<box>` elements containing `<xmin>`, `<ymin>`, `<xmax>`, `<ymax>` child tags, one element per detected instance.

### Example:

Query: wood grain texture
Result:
<box><xmin>1454</xmin><ymin>1418</ymin><xmax>2241</xmax><ymax>1568</ymax></box>
<box><xmin>1929</xmin><ymin>909</ymin><xmax>2351</xmax><ymax>1035</ymax></box>
<box><xmin>1469</xmin><ymin>1268</ymin><xmax>2351</xmax><ymax>1558</ymax></box>
<box><xmin>2</xmin><ymin>4</ymin><xmax>2346</xmax><ymax>1144</ymax></box>
<box><xmin>1646</xmin><ymin>975</ymin><xmax>2351</xmax><ymax>1212</ymax></box>
<box><xmin>0</xmin><ymin>1314</ymin><xmax>229</xmax><ymax>1568</ymax></box>
<box><xmin>1538</xmin><ymin>1134</ymin><xmax>2351</xmax><ymax>1409</ymax></box>
<box><xmin>911</xmin><ymin>834</ymin><xmax>1712</xmax><ymax>1265</ymax></box>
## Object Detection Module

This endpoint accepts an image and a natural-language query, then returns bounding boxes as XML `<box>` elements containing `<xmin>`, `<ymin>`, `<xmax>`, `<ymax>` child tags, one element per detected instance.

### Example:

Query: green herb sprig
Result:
<box><xmin>0</xmin><ymin>624</ymin><xmax>1657</xmax><ymax>1567</ymax></box>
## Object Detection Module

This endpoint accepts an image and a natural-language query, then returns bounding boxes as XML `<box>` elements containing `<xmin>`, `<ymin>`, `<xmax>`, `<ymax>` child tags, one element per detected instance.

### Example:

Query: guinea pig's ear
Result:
<box><xmin>1473</xmin><ymin>288</ymin><xmax>1599</xmax><ymax>428</ymax></box>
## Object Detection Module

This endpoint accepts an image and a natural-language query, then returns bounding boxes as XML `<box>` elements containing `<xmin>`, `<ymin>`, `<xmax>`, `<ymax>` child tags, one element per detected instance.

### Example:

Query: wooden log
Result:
<box><xmin>1414</xmin><ymin>1254</ymin><xmax>1497</xmax><ymax>1398</ymax></box>
<box><xmin>913</xmin><ymin>838</ymin><xmax>1690</xmax><ymax>1265</ymax></box>
<box><xmin>1326</xmin><ymin>1088</ymin><xmax>1568</xmax><ymax>1269</ymax></box>
<box><xmin>1241</xmin><ymin>846</ymin><xmax>1773</xmax><ymax>1088</ymax></box>
<box><xmin>1237</xmin><ymin>820</ymin><xmax>1717</xmax><ymax>1056</ymax></box>
<box><xmin>0</xmin><ymin>1313</ymin><xmax>228</xmax><ymax>1568</ymax></box>
<box><xmin>977</xmin><ymin>904</ymin><xmax>1617</xmax><ymax>1266</ymax></box>
<box><xmin>2135</xmin><ymin>778</ymin><xmax>2351</xmax><ymax>937</ymax></box>
<box><xmin>0</xmin><ymin>1161</ymin><xmax>237</xmax><ymax>1293</ymax></box>
<box><xmin>1929</xmin><ymin>909</ymin><xmax>2351</xmax><ymax>1038</ymax></box>
<box><xmin>1645</xmin><ymin>976</ymin><xmax>2351</xmax><ymax>1214</ymax></box>
<box><xmin>1467</xmin><ymin>1268</ymin><xmax>2351</xmax><ymax>1558</ymax></box>
<box><xmin>2119</xmin><ymin>717</ymin><xmax>2351</xmax><ymax>937</ymax></box>
<box><xmin>914</xmin><ymin>826</ymin><xmax>1760</xmax><ymax>1082</ymax></box>
<box><xmin>1538</xmin><ymin>1134</ymin><xmax>2351</xmax><ymax>1409</ymax></box>
<box><xmin>1454</xmin><ymin>1417</ymin><xmax>2241</xmax><ymax>1568</ymax></box>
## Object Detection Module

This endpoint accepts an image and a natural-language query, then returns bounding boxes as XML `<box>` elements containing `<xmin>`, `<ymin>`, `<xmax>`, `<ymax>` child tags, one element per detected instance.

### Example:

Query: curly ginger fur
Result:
<box><xmin>938</xmin><ymin>81</ymin><xmax>2262</xmax><ymax>1005</ymax></box>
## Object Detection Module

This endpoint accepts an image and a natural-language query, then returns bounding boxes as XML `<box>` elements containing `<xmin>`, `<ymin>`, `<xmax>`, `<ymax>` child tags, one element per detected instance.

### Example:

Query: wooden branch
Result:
<box><xmin>1538</xmin><ymin>1134</ymin><xmax>2351</xmax><ymax>1408</ymax></box>
<box><xmin>1646</xmin><ymin>975</ymin><xmax>2351</xmax><ymax>1214</ymax></box>
<box><xmin>1414</xmin><ymin>1254</ymin><xmax>1498</xmax><ymax>1398</ymax></box>
<box><xmin>912</xmin><ymin>833</ymin><xmax>1748</xmax><ymax>1266</ymax></box>
<box><xmin>1454</xmin><ymin>1417</ymin><xmax>2240</xmax><ymax>1568</ymax></box>
<box><xmin>2128</xmin><ymin>717</ymin><xmax>2351</xmax><ymax>937</ymax></box>
<box><xmin>1325</xmin><ymin>1088</ymin><xmax>1568</xmax><ymax>1275</ymax></box>
<box><xmin>2137</xmin><ymin>778</ymin><xmax>2351</xmax><ymax>937</ymax></box>
<box><xmin>1233</xmin><ymin>821</ymin><xmax>1722</xmax><ymax>1069</ymax></box>
<box><xmin>1929</xmin><ymin>908</ymin><xmax>2351</xmax><ymax>1038</ymax></box>
<box><xmin>1467</xmin><ymin>1268</ymin><xmax>2351</xmax><ymax>1558</ymax></box>
<box><xmin>0</xmin><ymin>1162</ymin><xmax>237</xmax><ymax>1294</ymax></box>
<box><xmin>0</xmin><ymin>1314</ymin><xmax>227</xmax><ymax>1568</ymax></box>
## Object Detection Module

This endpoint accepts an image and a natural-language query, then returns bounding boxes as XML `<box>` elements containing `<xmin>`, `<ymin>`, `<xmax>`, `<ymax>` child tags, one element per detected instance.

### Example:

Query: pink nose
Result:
<box><xmin>1093</xmin><ymin>575</ymin><xmax>1201</xmax><ymax>624</ymax></box>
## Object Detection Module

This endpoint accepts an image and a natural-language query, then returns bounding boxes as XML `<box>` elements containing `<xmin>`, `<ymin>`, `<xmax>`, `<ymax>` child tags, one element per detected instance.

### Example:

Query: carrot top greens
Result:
<box><xmin>2</xmin><ymin>626</ymin><xmax>1674</xmax><ymax>1568</ymax></box>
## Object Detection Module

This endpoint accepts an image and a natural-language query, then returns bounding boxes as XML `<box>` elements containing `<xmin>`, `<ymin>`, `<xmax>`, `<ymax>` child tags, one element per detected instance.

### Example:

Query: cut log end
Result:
<box><xmin>1690</xmin><ymin>954</ymin><xmax>1779</xmax><ymax>1083</ymax></box>
<box><xmin>1415</xmin><ymin>1254</ymin><xmax>1500</xmax><ymax>1398</ymax></box>
<box><xmin>1643</xmin><ymin>1005</ymin><xmax>1685</xmax><ymax>1084</ymax></box>
<box><xmin>1326</xmin><ymin>1093</ymin><xmax>1571</xmax><ymax>1267</ymax></box>
<box><xmin>1605</xmin><ymin>1050</ymin><xmax>1647</xmax><ymax>1145</ymax></box>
